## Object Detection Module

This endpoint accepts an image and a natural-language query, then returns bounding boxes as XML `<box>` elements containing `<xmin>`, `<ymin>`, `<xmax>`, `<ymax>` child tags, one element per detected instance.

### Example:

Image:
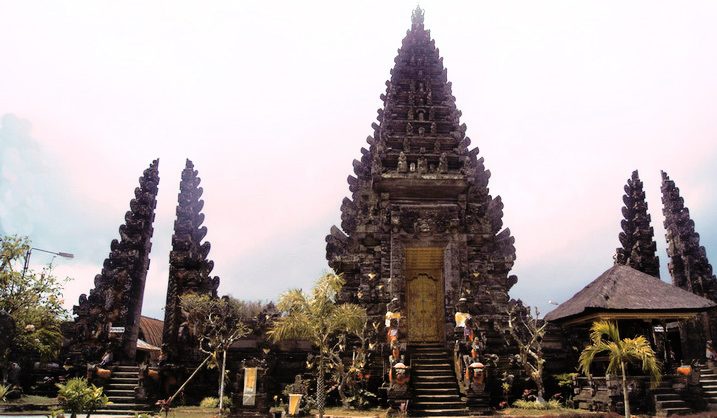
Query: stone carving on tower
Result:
<box><xmin>70</xmin><ymin>159</ymin><xmax>160</xmax><ymax>363</ymax></box>
<box><xmin>661</xmin><ymin>171</ymin><xmax>717</xmax><ymax>300</ymax></box>
<box><xmin>326</xmin><ymin>6</ymin><xmax>517</xmax><ymax>355</ymax></box>
<box><xmin>661</xmin><ymin>170</ymin><xmax>717</xmax><ymax>359</ymax></box>
<box><xmin>162</xmin><ymin>159</ymin><xmax>220</xmax><ymax>362</ymax></box>
<box><xmin>614</xmin><ymin>170</ymin><xmax>660</xmax><ymax>277</ymax></box>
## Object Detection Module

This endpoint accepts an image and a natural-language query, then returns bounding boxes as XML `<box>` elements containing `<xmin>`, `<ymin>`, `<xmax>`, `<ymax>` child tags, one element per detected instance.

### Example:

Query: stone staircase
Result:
<box><xmin>100</xmin><ymin>365</ymin><xmax>151</xmax><ymax>415</ymax></box>
<box><xmin>700</xmin><ymin>363</ymin><xmax>717</xmax><ymax>410</ymax></box>
<box><xmin>410</xmin><ymin>344</ymin><xmax>469</xmax><ymax>417</ymax></box>
<box><xmin>652</xmin><ymin>383</ymin><xmax>691</xmax><ymax>417</ymax></box>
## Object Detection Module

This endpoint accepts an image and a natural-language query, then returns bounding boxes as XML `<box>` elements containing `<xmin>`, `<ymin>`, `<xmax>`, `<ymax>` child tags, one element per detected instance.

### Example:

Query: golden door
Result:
<box><xmin>405</xmin><ymin>247</ymin><xmax>444</xmax><ymax>343</ymax></box>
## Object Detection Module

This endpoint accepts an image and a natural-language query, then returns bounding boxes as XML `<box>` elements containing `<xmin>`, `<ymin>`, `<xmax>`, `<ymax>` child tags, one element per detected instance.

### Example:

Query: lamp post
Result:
<box><xmin>21</xmin><ymin>247</ymin><xmax>74</xmax><ymax>280</ymax></box>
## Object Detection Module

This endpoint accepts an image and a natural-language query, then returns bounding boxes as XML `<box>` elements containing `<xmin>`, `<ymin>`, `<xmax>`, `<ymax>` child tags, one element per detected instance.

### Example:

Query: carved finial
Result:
<box><xmin>411</xmin><ymin>5</ymin><xmax>424</xmax><ymax>26</ymax></box>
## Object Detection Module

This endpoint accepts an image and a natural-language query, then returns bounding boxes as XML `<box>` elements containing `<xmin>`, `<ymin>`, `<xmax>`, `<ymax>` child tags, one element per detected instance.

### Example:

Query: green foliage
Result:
<box><xmin>175</xmin><ymin>295</ymin><xmax>252</xmax><ymax>410</ymax></box>
<box><xmin>343</xmin><ymin>389</ymin><xmax>377</xmax><ymax>410</ymax></box>
<box><xmin>47</xmin><ymin>409</ymin><xmax>66</xmax><ymax>418</ymax></box>
<box><xmin>512</xmin><ymin>399</ymin><xmax>563</xmax><ymax>410</ymax></box>
<box><xmin>578</xmin><ymin>321</ymin><xmax>661</xmax><ymax>388</ymax></box>
<box><xmin>199</xmin><ymin>397</ymin><xmax>218</xmax><ymax>408</ymax></box>
<box><xmin>0</xmin><ymin>383</ymin><xmax>9</xmax><ymax>402</ymax></box>
<box><xmin>578</xmin><ymin>321</ymin><xmax>662</xmax><ymax>418</ymax></box>
<box><xmin>269</xmin><ymin>273</ymin><xmax>367</xmax><ymax>418</ymax></box>
<box><xmin>55</xmin><ymin>377</ymin><xmax>108</xmax><ymax>418</ymax></box>
<box><xmin>179</xmin><ymin>294</ymin><xmax>251</xmax><ymax>362</ymax></box>
<box><xmin>198</xmin><ymin>396</ymin><xmax>231</xmax><ymax>408</ymax></box>
<box><xmin>0</xmin><ymin>235</ymin><xmax>70</xmax><ymax>365</ymax></box>
<box><xmin>554</xmin><ymin>373</ymin><xmax>578</xmax><ymax>389</ymax></box>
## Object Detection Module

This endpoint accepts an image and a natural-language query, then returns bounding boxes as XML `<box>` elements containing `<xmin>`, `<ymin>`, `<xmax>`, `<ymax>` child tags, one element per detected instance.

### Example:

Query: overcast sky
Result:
<box><xmin>2</xmin><ymin>1</ymin><xmax>716</xmax><ymax>320</ymax></box>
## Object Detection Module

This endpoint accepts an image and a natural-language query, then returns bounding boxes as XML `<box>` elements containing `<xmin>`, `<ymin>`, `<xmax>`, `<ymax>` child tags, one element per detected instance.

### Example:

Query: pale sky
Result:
<box><xmin>2</xmin><ymin>1</ymin><xmax>716</xmax><ymax>320</ymax></box>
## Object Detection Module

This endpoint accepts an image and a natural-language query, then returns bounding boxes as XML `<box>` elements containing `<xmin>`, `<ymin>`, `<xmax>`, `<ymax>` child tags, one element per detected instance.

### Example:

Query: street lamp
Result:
<box><xmin>21</xmin><ymin>247</ymin><xmax>74</xmax><ymax>280</ymax></box>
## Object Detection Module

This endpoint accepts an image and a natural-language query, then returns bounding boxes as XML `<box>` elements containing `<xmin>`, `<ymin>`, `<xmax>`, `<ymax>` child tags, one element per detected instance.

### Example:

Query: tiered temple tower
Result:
<box><xmin>614</xmin><ymin>170</ymin><xmax>660</xmax><ymax>277</ymax></box>
<box><xmin>162</xmin><ymin>159</ymin><xmax>220</xmax><ymax>362</ymax></box>
<box><xmin>326</xmin><ymin>6</ymin><xmax>517</xmax><ymax>349</ymax></box>
<box><xmin>661</xmin><ymin>170</ymin><xmax>717</xmax><ymax>359</ymax></box>
<box><xmin>71</xmin><ymin>160</ymin><xmax>160</xmax><ymax>363</ymax></box>
<box><xmin>661</xmin><ymin>171</ymin><xmax>717</xmax><ymax>299</ymax></box>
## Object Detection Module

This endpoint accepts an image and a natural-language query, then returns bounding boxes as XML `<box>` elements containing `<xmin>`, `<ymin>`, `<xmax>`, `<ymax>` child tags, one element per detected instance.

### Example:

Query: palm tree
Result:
<box><xmin>268</xmin><ymin>273</ymin><xmax>367</xmax><ymax>418</ymax></box>
<box><xmin>578</xmin><ymin>321</ymin><xmax>662</xmax><ymax>418</ymax></box>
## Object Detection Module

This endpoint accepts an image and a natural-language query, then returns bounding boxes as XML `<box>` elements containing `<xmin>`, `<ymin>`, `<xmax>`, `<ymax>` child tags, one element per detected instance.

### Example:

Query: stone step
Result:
<box><xmin>105</xmin><ymin>390</ymin><xmax>135</xmax><ymax>397</ymax></box>
<box><xmin>657</xmin><ymin>400</ymin><xmax>689</xmax><ymax>409</ymax></box>
<box><xmin>657</xmin><ymin>407</ymin><xmax>692</xmax><ymax>417</ymax></box>
<box><xmin>414</xmin><ymin>395</ymin><xmax>462</xmax><ymax>403</ymax></box>
<box><xmin>414</xmin><ymin>382</ymin><xmax>459</xmax><ymax>390</ymax></box>
<box><xmin>106</xmin><ymin>391</ymin><xmax>135</xmax><ymax>398</ymax></box>
<box><xmin>107</xmin><ymin>395</ymin><xmax>136</xmax><ymax>401</ymax></box>
<box><xmin>106</xmin><ymin>382</ymin><xmax>136</xmax><ymax>390</ymax></box>
<box><xmin>413</xmin><ymin>363</ymin><xmax>453</xmax><ymax>369</ymax></box>
<box><xmin>110</xmin><ymin>374</ymin><xmax>139</xmax><ymax>381</ymax></box>
<box><xmin>414</xmin><ymin>378</ymin><xmax>456</xmax><ymax>385</ymax></box>
<box><xmin>414</xmin><ymin>388</ymin><xmax>460</xmax><ymax>395</ymax></box>
<box><xmin>413</xmin><ymin>362</ymin><xmax>452</xmax><ymax>368</ymax></box>
<box><xmin>414</xmin><ymin>371</ymin><xmax>455</xmax><ymax>377</ymax></box>
<box><xmin>413</xmin><ymin>401</ymin><xmax>466</xmax><ymax>409</ymax></box>
<box><xmin>655</xmin><ymin>393</ymin><xmax>681</xmax><ymax>401</ymax></box>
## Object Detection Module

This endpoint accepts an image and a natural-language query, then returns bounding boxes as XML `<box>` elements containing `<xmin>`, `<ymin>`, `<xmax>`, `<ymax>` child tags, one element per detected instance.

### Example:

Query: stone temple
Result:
<box><xmin>326</xmin><ymin>6</ymin><xmax>517</xmax><ymax>356</ymax></box>
<box><xmin>49</xmin><ymin>5</ymin><xmax>717</xmax><ymax>417</ymax></box>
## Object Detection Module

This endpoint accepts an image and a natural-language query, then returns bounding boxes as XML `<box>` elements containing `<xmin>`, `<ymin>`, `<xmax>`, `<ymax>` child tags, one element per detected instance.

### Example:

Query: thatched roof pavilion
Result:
<box><xmin>545</xmin><ymin>264</ymin><xmax>716</xmax><ymax>326</ymax></box>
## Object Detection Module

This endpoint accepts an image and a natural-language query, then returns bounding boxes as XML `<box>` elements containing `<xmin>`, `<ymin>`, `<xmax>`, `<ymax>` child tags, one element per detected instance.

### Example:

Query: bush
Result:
<box><xmin>199</xmin><ymin>396</ymin><xmax>232</xmax><ymax>408</ymax></box>
<box><xmin>199</xmin><ymin>397</ymin><xmax>218</xmax><ymax>408</ymax></box>
<box><xmin>56</xmin><ymin>377</ymin><xmax>108</xmax><ymax>418</ymax></box>
<box><xmin>0</xmin><ymin>384</ymin><xmax>9</xmax><ymax>403</ymax></box>
<box><xmin>512</xmin><ymin>399</ymin><xmax>563</xmax><ymax>410</ymax></box>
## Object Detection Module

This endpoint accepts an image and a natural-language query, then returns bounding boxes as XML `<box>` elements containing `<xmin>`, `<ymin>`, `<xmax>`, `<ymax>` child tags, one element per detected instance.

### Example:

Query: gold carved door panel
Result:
<box><xmin>405</xmin><ymin>247</ymin><xmax>444</xmax><ymax>343</ymax></box>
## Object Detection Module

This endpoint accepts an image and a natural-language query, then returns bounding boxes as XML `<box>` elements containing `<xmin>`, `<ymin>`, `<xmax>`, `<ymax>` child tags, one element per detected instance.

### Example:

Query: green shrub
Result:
<box><xmin>0</xmin><ymin>384</ymin><xmax>9</xmax><ymax>403</ymax></box>
<box><xmin>199</xmin><ymin>397</ymin><xmax>218</xmax><ymax>408</ymax></box>
<box><xmin>512</xmin><ymin>399</ymin><xmax>563</xmax><ymax>410</ymax></box>
<box><xmin>56</xmin><ymin>377</ymin><xmax>108</xmax><ymax>418</ymax></box>
<box><xmin>199</xmin><ymin>396</ymin><xmax>231</xmax><ymax>408</ymax></box>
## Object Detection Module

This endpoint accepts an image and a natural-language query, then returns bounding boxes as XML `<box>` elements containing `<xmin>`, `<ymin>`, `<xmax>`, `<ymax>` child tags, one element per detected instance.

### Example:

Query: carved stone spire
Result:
<box><xmin>614</xmin><ymin>170</ymin><xmax>660</xmax><ymax>277</ymax></box>
<box><xmin>661</xmin><ymin>171</ymin><xmax>717</xmax><ymax>300</ymax></box>
<box><xmin>71</xmin><ymin>159</ymin><xmax>160</xmax><ymax>363</ymax></box>
<box><xmin>162</xmin><ymin>159</ymin><xmax>220</xmax><ymax>361</ymax></box>
<box><xmin>411</xmin><ymin>5</ymin><xmax>424</xmax><ymax>27</ymax></box>
<box><xmin>326</xmin><ymin>8</ymin><xmax>516</xmax><ymax>355</ymax></box>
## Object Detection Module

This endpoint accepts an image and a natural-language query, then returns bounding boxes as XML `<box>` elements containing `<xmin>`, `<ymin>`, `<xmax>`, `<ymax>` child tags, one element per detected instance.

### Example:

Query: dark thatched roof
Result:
<box><xmin>544</xmin><ymin>264</ymin><xmax>716</xmax><ymax>323</ymax></box>
<box><xmin>138</xmin><ymin>316</ymin><xmax>163</xmax><ymax>349</ymax></box>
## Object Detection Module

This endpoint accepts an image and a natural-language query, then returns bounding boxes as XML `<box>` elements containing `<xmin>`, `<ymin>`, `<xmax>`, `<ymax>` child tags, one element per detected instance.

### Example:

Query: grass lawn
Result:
<box><xmin>0</xmin><ymin>397</ymin><xmax>613</xmax><ymax>418</ymax></box>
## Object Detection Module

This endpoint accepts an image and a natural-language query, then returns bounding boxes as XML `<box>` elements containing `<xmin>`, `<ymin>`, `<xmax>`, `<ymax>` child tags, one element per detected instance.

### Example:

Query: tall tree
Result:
<box><xmin>0</xmin><ymin>235</ymin><xmax>69</xmax><ymax>381</ymax></box>
<box><xmin>178</xmin><ymin>294</ymin><xmax>255</xmax><ymax>413</ymax></box>
<box><xmin>268</xmin><ymin>273</ymin><xmax>366</xmax><ymax>418</ymax></box>
<box><xmin>615</xmin><ymin>170</ymin><xmax>660</xmax><ymax>277</ymax></box>
<box><xmin>503</xmin><ymin>301</ymin><xmax>547</xmax><ymax>400</ymax></box>
<box><xmin>579</xmin><ymin>321</ymin><xmax>661</xmax><ymax>418</ymax></box>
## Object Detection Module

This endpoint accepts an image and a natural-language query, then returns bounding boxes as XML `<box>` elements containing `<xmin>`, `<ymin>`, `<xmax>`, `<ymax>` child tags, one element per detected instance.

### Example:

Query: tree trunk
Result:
<box><xmin>535</xmin><ymin>374</ymin><xmax>545</xmax><ymax>401</ymax></box>
<box><xmin>167</xmin><ymin>353</ymin><xmax>212</xmax><ymax>407</ymax></box>
<box><xmin>621</xmin><ymin>361</ymin><xmax>630</xmax><ymax>418</ymax></box>
<box><xmin>219</xmin><ymin>348</ymin><xmax>227</xmax><ymax>413</ymax></box>
<box><xmin>317</xmin><ymin>356</ymin><xmax>326</xmax><ymax>418</ymax></box>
